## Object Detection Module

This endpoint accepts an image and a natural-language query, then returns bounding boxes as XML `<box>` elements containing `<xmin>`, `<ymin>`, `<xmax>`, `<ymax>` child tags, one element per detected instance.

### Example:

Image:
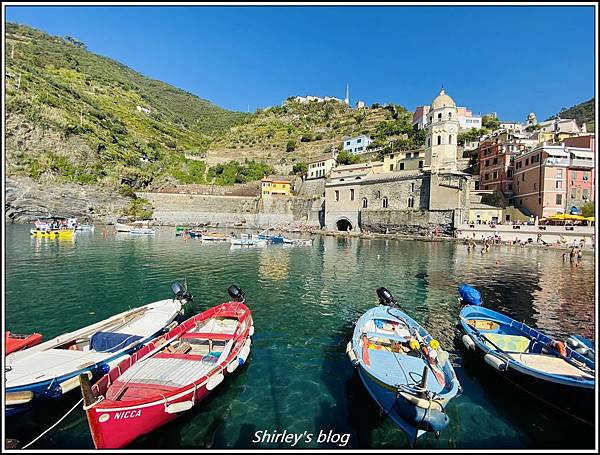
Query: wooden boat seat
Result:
<box><xmin>508</xmin><ymin>353</ymin><xmax>595</xmax><ymax>379</ymax></box>
<box><xmin>106</xmin><ymin>380</ymin><xmax>177</xmax><ymax>401</ymax></box>
<box><xmin>483</xmin><ymin>333</ymin><xmax>531</xmax><ymax>353</ymax></box>
<box><xmin>182</xmin><ymin>332</ymin><xmax>235</xmax><ymax>341</ymax></box>
<box><xmin>468</xmin><ymin>319</ymin><xmax>500</xmax><ymax>330</ymax></box>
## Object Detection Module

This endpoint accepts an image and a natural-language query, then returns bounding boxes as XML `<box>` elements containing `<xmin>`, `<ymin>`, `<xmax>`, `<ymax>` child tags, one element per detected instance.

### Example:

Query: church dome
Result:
<box><xmin>431</xmin><ymin>88</ymin><xmax>456</xmax><ymax>110</ymax></box>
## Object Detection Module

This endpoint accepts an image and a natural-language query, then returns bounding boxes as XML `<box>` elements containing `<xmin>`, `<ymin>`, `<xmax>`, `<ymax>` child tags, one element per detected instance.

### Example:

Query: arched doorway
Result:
<box><xmin>336</xmin><ymin>218</ymin><xmax>353</xmax><ymax>232</ymax></box>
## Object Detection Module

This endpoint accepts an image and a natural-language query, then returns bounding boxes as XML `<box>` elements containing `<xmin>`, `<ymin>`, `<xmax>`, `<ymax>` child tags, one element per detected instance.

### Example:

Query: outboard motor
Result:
<box><xmin>376</xmin><ymin>287</ymin><xmax>396</xmax><ymax>306</ymax></box>
<box><xmin>227</xmin><ymin>285</ymin><xmax>245</xmax><ymax>303</ymax></box>
<box><xmin>171</xmin><ymin>281</ymin><xmax>193</xmax><ymax>302</ymax></box>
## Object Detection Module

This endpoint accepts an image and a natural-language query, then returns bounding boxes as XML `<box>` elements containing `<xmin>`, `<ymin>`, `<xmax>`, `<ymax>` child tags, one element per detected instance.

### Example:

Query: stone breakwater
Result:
<box><xmin>5</xmin><ymin>176</ymin><xmax>130</xmax><ymax>223</ymax></box>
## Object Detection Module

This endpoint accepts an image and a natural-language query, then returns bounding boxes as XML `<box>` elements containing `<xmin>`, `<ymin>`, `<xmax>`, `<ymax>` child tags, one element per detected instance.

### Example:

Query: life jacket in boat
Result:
<box><xmin>547</xmin><ymin>340</ymin><xmax>567</xmax><ymax>357</ymax></box>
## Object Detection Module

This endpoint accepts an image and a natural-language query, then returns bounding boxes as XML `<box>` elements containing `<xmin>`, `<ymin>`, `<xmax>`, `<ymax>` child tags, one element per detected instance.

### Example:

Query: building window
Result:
<box><xmin>493</xmin><ymin>157</ymin><xmax>498</xmax><ymax>165</ymax></box>
<box><xmin>492</xmin><ymin>171</ymin><xmax>498</xmax><ymax>179</ymax></box>
<box><xmin>376</xmin><ymin>190</ymin><xmax>381</xmax><ymax>199</ymax></box>
<box><xmin>418</xmin><ymin>161</ymin><xmax>423</xmax><ymax>168</ymax></box>
<box><xmin>410</xmin><ymin>182</ymin><xmax>415</xmax><ymax>192</ymax></box>
<box><xmin>390</xmin><ymin>164</ymin><xmax>394</xmax><ymax>171</ymax></box>
<box><xmin>538</xmin><ymin>197</ymin><xmax>542</xmax><ymax>205</ymax></box>
<box><xmin>449</xmin><ymin>135</ymin><xmax>452</xmax><ymax>144</ymax></box>
<box><xmin>583</xmin><ymin>189</ymin><xmax>590</xmax><ymax>199</ymax></box>
<box><xmin>572</xmin><ymin>188</ymin><xmax>578</xmax><ymax>199</ymax></box>
<box><xmin>519</xmin><ymin>199</ymin><xmax>523</xmax><ymax>205</ymax></box>
<box><xmin>507</xmin><ymin>169</ymin><xmax>513</xmax><ymax>178</ymax></box>
<box><xmin>357</xmin><ymin>138</ymin><xmax>362</xmax><ymax>143</ymax></box>
<box><xmin>408</xmin><ymin>196</ymin><xmax>415</xmax><ymax>208</ymax></box>
<box><xmin>556</xmin><ymin>180</ymin><xmax>562</xmax><ymax>189</ymax></box>
<box><xmin>438</xmin><ymin>113</ymin><xmax>442</xmax><ymax>120</ymax></box>
<box><xmin>390</xmin><ymin>154</ymin><xmax>394</xmax><ymax>159</ymax></box>
<box><xmin>399</xmin><ymin>163</ymin><xmax>405</xmax><ymax>170</ymax></box>
<box><xmin>484</xmin><ymin>173</ymin><xmax>489</xmax><ymax>181</ymax></box>
<box><xmin>534</xmin><ymin>183</ymin><xmax>536</xmax><ymax>190</ymax></box>
<box><xmin>522</xmin><ymin>174</ymin><xmax>525</xmax><ymax>181</ymax></box>
<box><xmin>427</xmin><ymin>138</ymin><xmax>431</xmax><ymax>147</ymax></box>
<box><xmin>571</xmin><ymin>170</ymin><xmax>576</xmax><ymax>179</ymax></box>
<box><xmin>362</xmin><ymin>198</ymin><xmax>368</xmax><ymax>208</ymax></box>
<box><xmin>448</xmin><ymin>112</ymin><xmax>452</xmax><ymax>118</ymax></box>
<box><xmin>525</xmin><ymin>158</ymin><xmax>529</xmax><ymax>166</ymax></box>
<box><xmin>437</xmin><ymin>135</ymin><xmax>442</xmax><ymax>145</ymax></box>
<box><xmin>556</xmin><ymin>194</ymin><xmax>562</xmax><ymax>205</ymax></box>
<box><xmin>485</xmin><ymin>160</ymin><xmax>490</xmax><ymax>167</ymax></box>
<box><xmin>346</xmin><ymin>141</ymin><xmax>350</xmax><ymax>146</ymax></box>
<box><xmin>382</xmin><ymin>197</ymin><xmax>388</xmax><ymax>208</ymax></box>
<box><xmin>335</xmin><ymin>190</ymin><xmax>339</xmax><ymax>202</ymax></box>
<box><xmin>350</xmin><ymin>189</ymin><xmax>355</xmax><ymax>201</ymax></box>
<box><xmin>508</xmin><ymin>184</ymin><xmax>513</xmax><ymax>191</ymax></box>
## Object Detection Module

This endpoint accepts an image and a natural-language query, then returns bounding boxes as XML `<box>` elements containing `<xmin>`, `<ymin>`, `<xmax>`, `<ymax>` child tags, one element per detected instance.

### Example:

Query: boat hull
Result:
<box><xmin>5</xmin><ymin>299</ymin><xmax>183</xmax><ymax>416</ymax></box>
<box><xmin>83</xmin><ymin>301</ymin><xmax>253</xmax><ymax>448</ymax></box>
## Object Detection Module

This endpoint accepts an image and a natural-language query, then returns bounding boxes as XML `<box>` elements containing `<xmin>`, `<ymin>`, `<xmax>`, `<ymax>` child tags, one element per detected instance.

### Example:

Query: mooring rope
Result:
<box><xmin>21</xmin><ymin>397</ymin><xmax>84</xmax><ymax>449</ymax></box>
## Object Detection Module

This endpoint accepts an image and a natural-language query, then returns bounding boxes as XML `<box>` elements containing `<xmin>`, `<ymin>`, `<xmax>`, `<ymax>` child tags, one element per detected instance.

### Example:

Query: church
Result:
<box><xmin>324</xmin><ymin>89</ymin><xmax>472</xmax><ymax>235</ymax></box>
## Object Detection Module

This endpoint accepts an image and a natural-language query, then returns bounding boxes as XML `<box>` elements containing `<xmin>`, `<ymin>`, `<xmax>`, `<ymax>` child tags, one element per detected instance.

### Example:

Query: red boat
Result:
<box><xmin>80</xmin><ymin>285</ymin><xmax>253</xmax><ymax>449</ymax></box>
<box><xmin>5</xmin><ymin>331</ymin><xmax>43</xmax><ymax>355</ymax></box>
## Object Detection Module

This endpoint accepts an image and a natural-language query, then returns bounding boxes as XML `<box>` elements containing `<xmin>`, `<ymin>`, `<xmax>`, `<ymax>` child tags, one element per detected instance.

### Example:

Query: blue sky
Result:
<box><xmin>5</xmin><ymin>5</ymin><xmax>596</xmax><ymax>122</ymax></box>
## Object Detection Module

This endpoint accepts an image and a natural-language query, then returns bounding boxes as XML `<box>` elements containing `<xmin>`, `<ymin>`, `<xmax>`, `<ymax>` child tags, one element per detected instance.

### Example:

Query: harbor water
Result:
<box><xmin>4</xmin><ymin>224</ymin><xmax>596</xmax><ymax>449</ymax></box>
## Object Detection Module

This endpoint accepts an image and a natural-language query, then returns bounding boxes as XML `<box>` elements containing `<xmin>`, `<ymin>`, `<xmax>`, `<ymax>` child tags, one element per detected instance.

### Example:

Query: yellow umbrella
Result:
<box><xmin>585</xmin><ymin>216</ymin><xmax>595</xmax><ymax>222</ymax></box>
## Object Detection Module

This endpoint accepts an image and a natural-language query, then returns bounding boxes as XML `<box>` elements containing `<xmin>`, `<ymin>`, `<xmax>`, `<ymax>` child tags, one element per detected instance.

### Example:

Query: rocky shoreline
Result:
<box><xmin>5</xmin><ymin>175</ymin><xmax>130</xmax><ymax>223</ymax></box>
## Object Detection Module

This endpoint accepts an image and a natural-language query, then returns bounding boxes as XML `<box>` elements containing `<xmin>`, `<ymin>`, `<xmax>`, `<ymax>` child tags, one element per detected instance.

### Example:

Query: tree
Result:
<box><xmin>292</xmin><ymin>162</ymin><xmax>308</xmax><ymax>175</ymax></box>
<box><xmin>482</xmin><ymin>114</ymin><xmax>500</xmax><ymax>131</ymax></box>
<box><xmin>336</xmin><ymin>150</ymin><xmax>360</xmax><ymax>165</ymax></box>
<box><xmin>286</xmin><ymin>140</ymin><xmax>296</xmax><ymax>153</ymax></box>
<box><xmin>581</xmin><ymin>201</ymin><xmax>595</xmax><ymax>218</ymax></box>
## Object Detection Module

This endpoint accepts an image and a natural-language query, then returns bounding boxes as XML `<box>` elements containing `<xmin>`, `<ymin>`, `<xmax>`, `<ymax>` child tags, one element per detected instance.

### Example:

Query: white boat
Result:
<box><xmin>230</xmin><ymin>238</ymin><xmax>266</xmax><ymax>247</ymax></box>
<box><xmin>5</xmin><ymin>283</ymin><xmax>191</xmax><ymax>416</ymax></box>
<box><xmin>116</xmin><ymin>220</ymin><xmax>151</xmax><ymax>233</ymax></box>
<box><xmin>130</xmin><ymin>227</ymin><xmax>155</xmax><ymax>235</ymax></box>
<box><xmin>76</xmin><ymin>224</ymin><xmax>95</xmax><ymax>231</ymax></box>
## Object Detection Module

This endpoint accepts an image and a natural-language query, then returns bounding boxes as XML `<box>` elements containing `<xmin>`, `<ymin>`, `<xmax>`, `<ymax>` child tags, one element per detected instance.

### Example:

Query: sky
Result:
<box><xmin>4</xmin><ymin>5</ymin><xmax>596</xmax><ymax>122</ymax></box>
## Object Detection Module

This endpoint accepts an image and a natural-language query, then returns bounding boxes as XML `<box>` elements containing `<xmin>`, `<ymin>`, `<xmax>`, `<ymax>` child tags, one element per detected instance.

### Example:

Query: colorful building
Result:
<box><xmin>307</xmin><ymin>152</ymin><xmax>337</xmax><ymax>180</ymax></box>
<box><xmin>261</xmin><ymin>176</ymin><xmax>293</xmax><ymax>196</ymax></box>
<box><xmin>342</xmin><ymin>135</ymin><xmax>373</xmax><ymax>155</ymax></box>
<box><xmin>512</xmin><ymin>143</ymin><xmax>594</xmax><ymax>218</ymax></box>
<box><xmin>383</xmin><ymin>148</ymin><xmax>425</xmax><ymax>172</ymax></box>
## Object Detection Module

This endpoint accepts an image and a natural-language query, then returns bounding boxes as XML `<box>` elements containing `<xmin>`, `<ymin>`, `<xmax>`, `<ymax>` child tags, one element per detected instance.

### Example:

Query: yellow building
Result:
<box><xmin>261</xmin><ymin>176</ymin><xmax>292</xmax><ymax>196</ymax></box>
<box><xmin>382</xmin><ymin>148</ymin><xmax>426</xmax><ymax>172</ymax></box>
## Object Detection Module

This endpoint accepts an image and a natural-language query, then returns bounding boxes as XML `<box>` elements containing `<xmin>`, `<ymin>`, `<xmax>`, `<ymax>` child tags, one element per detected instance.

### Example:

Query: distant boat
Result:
<box><xmin>80</xmin><ymin>285</ymin><xmax>253</xmax><ymax>448</ymax></box>
<box><xmin>5</xmin><ymin>283</ymin><xmax>189</xmax><ymax>416</ymax></box>
<box><xmin>76</xmin><ymin>224</ymin><xmax>95</xmax><ymax>232</ymax></box>
<box><xmin>5</xmin><ymin>332</ymin><xmax>43</xmax><ymax>355</ymax></box>
<box><xmin>116</xmin><ymin>220</ymin><xmax>151</xmax><ymax>233</ymax></box>
<box><xmin>457</xmin><ymin>284</ymin><xmax>595</xmax><ymax>423</ymax></box>
<box><xmin>129</xmin><ymin>227</ymin><xmax>155</xmax><ymax>235</ymax></box>
<box><xmin>347</xmin><ymin>287</ymin><xmax>461</xmax><ymax>446</ymax></box>
<box><xmin>30</xmin><ymin>216</ymin><xmax>76</xmax><ymax>238</ymax></box>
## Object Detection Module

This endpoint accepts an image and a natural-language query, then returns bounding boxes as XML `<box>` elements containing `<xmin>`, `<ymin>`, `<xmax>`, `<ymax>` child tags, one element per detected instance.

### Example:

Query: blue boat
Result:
<box><xmin>347</xmin><ymin>287</ymin><xmax>461</xmax><ymax>446</ymax></box>
<box><xmin>457</xmin><ymin>284</ymin><xmax>595</xmax><ymax>423</ymax></box>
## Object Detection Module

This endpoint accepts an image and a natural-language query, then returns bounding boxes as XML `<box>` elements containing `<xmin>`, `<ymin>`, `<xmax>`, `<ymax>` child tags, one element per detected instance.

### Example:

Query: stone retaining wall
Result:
<box><xmin>360</xmin><ymin>209</ymin><xmax>455</xmax><ymax>236</ymax></box>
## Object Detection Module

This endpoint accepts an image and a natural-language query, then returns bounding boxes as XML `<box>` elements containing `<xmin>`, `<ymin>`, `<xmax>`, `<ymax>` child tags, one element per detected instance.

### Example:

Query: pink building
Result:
<box><xmin>513</xmin><ymin>143</ymin><xmax>594</xmax><ymax>218</ymax></box>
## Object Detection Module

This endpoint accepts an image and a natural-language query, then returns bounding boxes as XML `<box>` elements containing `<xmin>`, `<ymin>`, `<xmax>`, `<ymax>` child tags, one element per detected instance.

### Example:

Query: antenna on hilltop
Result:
<box><xmin>344</xmin><ymin>83</ymin><xmax>350</xmax><ymax>106</ymax></box>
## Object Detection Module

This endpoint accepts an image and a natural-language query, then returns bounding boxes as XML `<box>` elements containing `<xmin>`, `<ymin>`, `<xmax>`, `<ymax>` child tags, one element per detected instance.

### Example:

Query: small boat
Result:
<box><xmin>347</xmin><ymin>287</ymin><xmax>461</xmax><ymax>446</ymax></box>
<box><xmin>175</xmin><ymin>227</ymin><xmax>193</xmax><ymax>236</ymax></box>
<box><xmin>5</xmin><ymin>282</ymin><xmax>189</xmax><ymax>416</ymax></box>
<box><xmin>457</xmin><ymin>284</ymin><xmax>595</xmax><ymax>423</ymax></box>
<box><xmin>76</xmin><ymin>224</ymin><xmax>95</xmax><ymax>232</ymax></box>
<box><xmin>80</xmin><ymin>285</ymin><xmax>253</xmax><ymax>448</ymax></box>
<box><xmin>200</xmin><ymin>232</ymin><xmax>228</xmax><ymax>241</ymax></box>
<box><xmin>129</xmin><ymin>227</ymin><xmax>155</xmax><ymax>235</ymax></box>
<box><xmin>30</xmin><ymin>216</ymin><xmax>76</xmax><ymax>238</ymax></box>
<box><xmin>5</xmin><ymin>332</ymin><xmax>43</xmax><ymax>355</ymax></box>
<box><xmin>116</xmin><ymin>220</ymin><xmax>151</xmax><ymax>233</ymax></box>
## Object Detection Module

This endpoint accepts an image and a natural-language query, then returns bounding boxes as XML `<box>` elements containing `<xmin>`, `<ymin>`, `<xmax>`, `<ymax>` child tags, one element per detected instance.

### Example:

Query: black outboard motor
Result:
<box><xmin>376</xmin><ymin>287</ymin><xmax>396</xmax><ymax>306</ymax></box>
<box><xmin>227</xmin><ymin>285</ymin><xmax>245</xmax><ymax>303</ymax></box>
<box><xmin>171</xmin><ymin>281</ymin><xmax>193</xmax><ymax>302</ymax></box>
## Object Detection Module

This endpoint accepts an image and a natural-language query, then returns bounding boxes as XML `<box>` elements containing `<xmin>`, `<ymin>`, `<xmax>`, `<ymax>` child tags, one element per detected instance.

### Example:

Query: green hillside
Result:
<box><xmin>206</xmin><ymin>98</ymin><xmax>423</xmax><ymax>167</ymax></box>
<box><xmin>546</xmin><ymin>98</ymin><xmax>595</xmax><ymax>132</ymax></box>
<box><xmin>5</xmin><ymin>22</ymin><xmax>249</xmax><ymax>189</ymax></box>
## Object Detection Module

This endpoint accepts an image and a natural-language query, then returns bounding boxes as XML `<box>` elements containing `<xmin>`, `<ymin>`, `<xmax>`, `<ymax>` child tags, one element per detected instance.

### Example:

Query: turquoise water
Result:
<box><xmin>4</xmin><ymin>224</ymin><xmax>596</xmax><ymax>449</ymax></box>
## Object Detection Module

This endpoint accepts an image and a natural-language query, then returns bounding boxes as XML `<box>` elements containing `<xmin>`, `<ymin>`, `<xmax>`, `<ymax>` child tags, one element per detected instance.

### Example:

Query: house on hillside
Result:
<box><xmin>343</xmin><ymin>135</ymin><xmax>373</xmax><ymax>155</ymax></box>
<box><xmin>261</xmin><ymin>176</ymin><xmax>293</xmax><ymax>196</ymax></box>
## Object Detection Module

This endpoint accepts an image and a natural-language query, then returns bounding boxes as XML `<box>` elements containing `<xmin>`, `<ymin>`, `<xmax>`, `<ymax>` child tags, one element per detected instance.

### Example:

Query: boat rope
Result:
<box><xmin>21</xmin><ymin>398</ymin><xmax>84</xmax><ymax>449</ymax></box>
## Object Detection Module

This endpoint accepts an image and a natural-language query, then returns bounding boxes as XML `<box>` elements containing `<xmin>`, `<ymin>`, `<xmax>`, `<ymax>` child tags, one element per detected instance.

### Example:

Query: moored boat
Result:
<box><xmin>30</xmin><ymin>216</ymin><xmax>76</xmax><ymax>238</ymax></box>
<box><xmin>5</xmin><ymin>283</ymin><xmax>189</xmax><ymax>416</ymax></box>
<box><xmin>129</xmin><ymin>227</ymin><xmax>155</xmax><ymax>235</ymax></box>
<box><xmin>5</xmin><ymin>332</ymin><xmax>43</xmax><ymax>355</ymax></box>
<box><xmin>347</xmin><ymin>287</ymin><xmax>461</xmax><ymax>446</ymax></box>
<box><xmin>457</xmin><ymin>284</ymin><xmax>595</xmax><ymax>423</ymax></box>
<box><xmin>80</xmin><ymin>285</ymin><xmax>253</xmax><ymax>449</ymax></box>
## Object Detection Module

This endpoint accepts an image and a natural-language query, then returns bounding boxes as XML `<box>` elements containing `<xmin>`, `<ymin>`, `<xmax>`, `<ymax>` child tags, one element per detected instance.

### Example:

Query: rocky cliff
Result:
<box><xmin>5</xmin><ymin>176</ymin><xmax>130</xmax><ymax>223</ymax></box>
